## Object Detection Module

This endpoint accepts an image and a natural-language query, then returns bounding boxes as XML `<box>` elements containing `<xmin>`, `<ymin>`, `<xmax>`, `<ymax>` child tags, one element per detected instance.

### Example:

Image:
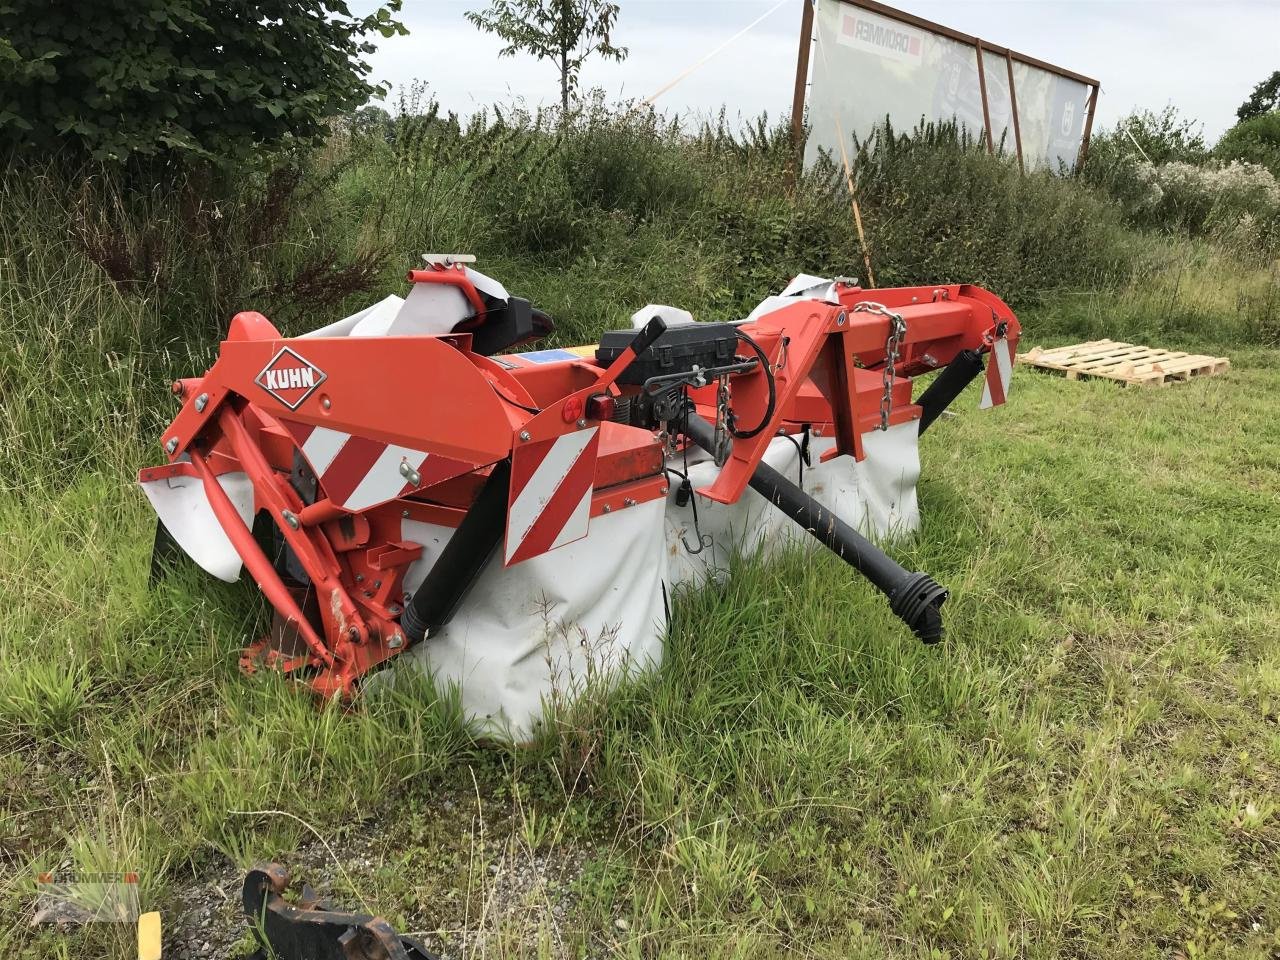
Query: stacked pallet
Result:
<box><xmin>1018</xmin><ymin>339</ymin><xmax>1230</xmax><ymax>386</ymax></box>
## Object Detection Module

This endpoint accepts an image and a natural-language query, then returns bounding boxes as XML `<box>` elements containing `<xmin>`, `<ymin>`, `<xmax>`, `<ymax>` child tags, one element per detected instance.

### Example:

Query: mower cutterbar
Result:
<box><xmin>142</xmin><ymin>263</ymin><xmax>1019</xmax><ymax>699</ymax></box>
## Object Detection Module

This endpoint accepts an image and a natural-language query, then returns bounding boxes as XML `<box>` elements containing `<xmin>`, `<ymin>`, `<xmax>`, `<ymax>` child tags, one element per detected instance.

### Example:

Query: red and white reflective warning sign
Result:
<box><xmin>505</xmin><ymin>428</ymin><xmax>599</xmax><ymax>566</ymax></box>
<box><xmin>282</xmin><ymin>420</ymin><xmax>475</xmax><ymax>512</ymax></box>
<box><xmin>980</xmin><ymin>338</ymin><xmax>1013</xmax><ymax>409</ymax></box>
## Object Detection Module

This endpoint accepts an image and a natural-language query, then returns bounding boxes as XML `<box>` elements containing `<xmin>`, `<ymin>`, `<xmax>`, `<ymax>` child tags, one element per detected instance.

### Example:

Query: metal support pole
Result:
<box><xmin>789</xmin><ymin>0</ymin><xmax>816</xmax><ymax>178</ymax></box>
<box><xmin>1005</xmin><ymin>51</ymin><xmax>1024</xmax><ymax>173</ymax></box>
<box><xmin>975</xmin><ymin>38</ymin><xmax>994</xmax><ymax>154</ymax></box>
<box><xmin>1077</xmin><ymin>83</ymin><xmax>1100</xmax><ymax>173</ymax></box>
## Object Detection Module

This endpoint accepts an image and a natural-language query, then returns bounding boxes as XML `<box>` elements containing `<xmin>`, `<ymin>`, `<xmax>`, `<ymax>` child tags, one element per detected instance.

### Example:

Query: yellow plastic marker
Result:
<box><xmin>138</xmin><ymin>911</ymin><xmax>162</xmax><ymax>960</ymax></box>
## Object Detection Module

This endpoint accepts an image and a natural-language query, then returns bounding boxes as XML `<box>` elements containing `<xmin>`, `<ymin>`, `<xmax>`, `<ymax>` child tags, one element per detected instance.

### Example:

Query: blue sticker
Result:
<box><xmin>517</xmin><ymin>349</ymin><xmax>581</xmax><ymax>364</ymax></box>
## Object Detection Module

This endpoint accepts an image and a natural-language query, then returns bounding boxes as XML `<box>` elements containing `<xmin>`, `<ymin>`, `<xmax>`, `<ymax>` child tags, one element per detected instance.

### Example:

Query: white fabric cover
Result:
<box><xmin>140</xmin><ymin>470</ymin><xmax>255</xmax><ymax>583</ymax></box>
<box><xmin>630</xmin><ymin>304</ymin><xmax>696</xmax><ymax>329</ymax></box>
<box><xmin>381</xmin><ymin>266</ymin><xmax>509</xmax><ymax>338</ymax></box>
<box><xmin>779</xmin><ymin>273</ymin><xmax>844</xmax><ymax>300</ymax></box>
<box><xmin>395</xmin><ymin>500</ymin><xmax>670</xmax><ymax>739</ymax></box>
<box><xmin>395</xmin><ymin>422</ymin><xmax>921</xmax><ymax>739</ymax></box>
<box><xmin>745</xmin><ymin>272</ymin><xmax>844</xmax><ymax>323</ymax></box>
<box><xmin>301</xmin><ymin>294</ymin><xmax>405</xmax><ymax>339</ymax></box>
<box><xmin>299</xmin><ymin>266</ymin><xmax>509</xmax><ymax>339</ymax></box>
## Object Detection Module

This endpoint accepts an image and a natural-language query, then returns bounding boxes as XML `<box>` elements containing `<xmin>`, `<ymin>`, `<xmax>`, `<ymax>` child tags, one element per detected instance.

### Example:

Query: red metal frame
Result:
<box><xmin>144</xmin><ymin>277</ymin><xmax>1018</xmax><ymax>698</ymax></box>
<box><xmin>406</xmin><ymin>264</ymin><xmax>488</xmax><ymax>319</ymax></box>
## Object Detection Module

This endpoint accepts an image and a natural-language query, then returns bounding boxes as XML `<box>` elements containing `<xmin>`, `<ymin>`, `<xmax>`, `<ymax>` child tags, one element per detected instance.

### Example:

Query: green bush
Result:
<box><xmin>1088</xmin><ymin>106</ymin><xmax>1210</xmax><ymax>167</ymax></box>
<box><xmin>1081</xmin><ymin>151</ymin><xmax>1164</xmax><ymax>222</ymax></box>
<box><xmin>1214</xmin><ymin>112</ymin><xmax>1280</xmax><ymax>179</ymax></box>
<box><xmin>0</xmin><ymin>0</ymin><xmax>404</xmax><ymax>163</ymax></box>
<box><xmin>829</xmin><ymin>119</ymin><xmax>1135</xmax><ymax>296</ymax></box>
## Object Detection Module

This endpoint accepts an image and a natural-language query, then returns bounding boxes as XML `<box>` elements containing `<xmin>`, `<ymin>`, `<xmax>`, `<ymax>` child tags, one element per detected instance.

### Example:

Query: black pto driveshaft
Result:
<box><xmin>679</xmin><ymin>412</ymin><xmax>947</xmax><ymax>643</ymax></box>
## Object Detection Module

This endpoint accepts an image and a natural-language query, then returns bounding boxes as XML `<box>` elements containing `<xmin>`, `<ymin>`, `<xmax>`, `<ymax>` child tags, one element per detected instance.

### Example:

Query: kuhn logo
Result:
<box><xmin>255</xmin><ymin>347</ymin><xmax>326</xmax><ymax>410</ymax></box>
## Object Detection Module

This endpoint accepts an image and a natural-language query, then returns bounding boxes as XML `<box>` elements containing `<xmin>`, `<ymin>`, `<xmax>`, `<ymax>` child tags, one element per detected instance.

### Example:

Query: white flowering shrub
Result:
<box><xmin>1084</xmin><ymin>109</ymin><xmax>1280</xmax><ymax>255</ymax></box>
<box><xmin>1092</xmin><ymin>154</ymin><xmax>1165</xmax><ymax>219</ymax></box>
<box><xmin>1149</xmin><ymin>159</ymin><xmax>1280</xmax><ymax>247</ymax></box>
<box><xmin>1154</xmin><ymin>159</ymin><xmax>1278</xmax><ymax>222</ymax></box>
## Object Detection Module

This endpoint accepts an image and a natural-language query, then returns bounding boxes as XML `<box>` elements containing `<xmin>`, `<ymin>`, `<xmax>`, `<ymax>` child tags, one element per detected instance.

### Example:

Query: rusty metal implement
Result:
<box><xmin>243</xmin><ymin>863</ymin><xmax>437</xmax><ymax>960</ymax></box>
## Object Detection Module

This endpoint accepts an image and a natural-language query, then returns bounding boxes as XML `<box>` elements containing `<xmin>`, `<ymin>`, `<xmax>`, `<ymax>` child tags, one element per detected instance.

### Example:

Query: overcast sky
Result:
<box><xmin>356</xmin><ymin>1</ymin><xmax>1278</xmax><ymax>142</ymax></box>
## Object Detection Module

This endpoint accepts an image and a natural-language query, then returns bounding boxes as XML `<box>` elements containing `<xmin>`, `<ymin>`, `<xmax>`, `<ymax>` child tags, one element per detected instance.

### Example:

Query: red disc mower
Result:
<box><xmin>142</xmin><ymin>258</ymin><xmax>1018</xmax><ymax>727</ymax></box>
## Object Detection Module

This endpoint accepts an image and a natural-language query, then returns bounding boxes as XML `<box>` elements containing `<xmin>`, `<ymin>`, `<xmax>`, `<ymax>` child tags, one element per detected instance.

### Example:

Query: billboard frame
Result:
<box><xmin>792</xmin><ymin>0</ymin><xmax>1101</xmax><ymax>173</ymax></box>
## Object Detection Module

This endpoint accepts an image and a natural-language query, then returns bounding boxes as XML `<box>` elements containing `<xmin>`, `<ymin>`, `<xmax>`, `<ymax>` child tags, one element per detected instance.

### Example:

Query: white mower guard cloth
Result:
<box><xmin>299</xmin><ymin>266</ymin><xmax>510</xmax><ymax>339</ymax></box>
<box><xmin>140</xmin><ymin>470</ymin><xmax>256</xmax><ymax>583</ymax></box>
<box><xmin>392</xmin><ymin>422</ymin><xmax>921</xmax><ymax>739</ymax></box>
<box><xmin>393</xmin><ymin>498</ymin><xmax>669</xmax><ymax>739</ymax></box>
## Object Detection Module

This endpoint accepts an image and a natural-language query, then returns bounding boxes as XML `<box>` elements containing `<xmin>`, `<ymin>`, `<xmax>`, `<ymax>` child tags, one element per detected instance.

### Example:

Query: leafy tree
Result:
<box><xmin>465</xmin><ymin>0</ymin><xmax>627</xmax><ymax>116</ymax></box>
<box><xmin>1106</xmin><ymin>106</ymin><xmax>1209</xmax><ymax>166</ymax></box>
<box><xmin>0</xmin><ymin>0</ymin><xmax>405</xmax><ymax>163</ymax></box>
<box><xmin>348</xmin><ymin>105</ymin><xmax>395</xmax><ymax>141</ymax></box>
<box><xmin>1215</xmin><ymin>111</ymin><xmax>1280</xmax><ymax>179</ymax></box>
<box><xmin>1237</xmin><ymin>70</ymin><xmax>1280</xmax><ymax>122</ymax></box>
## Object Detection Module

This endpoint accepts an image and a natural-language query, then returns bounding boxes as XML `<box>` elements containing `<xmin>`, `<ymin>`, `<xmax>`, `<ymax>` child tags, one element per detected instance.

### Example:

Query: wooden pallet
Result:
<box><xmin>1017</xmin><ymin>339</ymin><xmax>1230</xmax><ymax>387</ymax></box>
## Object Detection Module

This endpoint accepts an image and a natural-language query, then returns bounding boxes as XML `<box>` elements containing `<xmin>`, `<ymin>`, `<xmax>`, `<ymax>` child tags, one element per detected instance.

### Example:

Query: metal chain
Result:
<box><xmin>853</xmin><ymin>301</ymin><xmax>907</xmax><ymax>431</ymax></box>
<box><xmin>713</xmin><ymin>373</ymin><xmax>731</xmax><ymax>465</ymax></box>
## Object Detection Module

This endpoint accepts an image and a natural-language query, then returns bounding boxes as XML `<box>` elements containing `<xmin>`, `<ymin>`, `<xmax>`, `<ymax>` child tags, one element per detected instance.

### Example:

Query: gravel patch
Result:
<box><xmin>160</xmin><ymin>798</ymin><xmax>598</xmax><ymax>959</ymax></box>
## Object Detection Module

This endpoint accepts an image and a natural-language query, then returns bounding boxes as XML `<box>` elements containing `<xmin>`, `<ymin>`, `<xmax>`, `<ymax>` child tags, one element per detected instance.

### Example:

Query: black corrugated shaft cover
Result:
<box><xmin>678</xmin><ymin>411</ymin><xmax>947</xmax><ymax>643</ymax></box>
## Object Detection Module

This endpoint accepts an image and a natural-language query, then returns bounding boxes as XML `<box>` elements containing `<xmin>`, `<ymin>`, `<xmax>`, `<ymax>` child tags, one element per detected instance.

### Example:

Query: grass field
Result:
<box><xmin>2</xmin><ymin>112</ymin><xmax>1279</xmax><ymax>957</ymax></box>
<box><xmin>3</xmin><ymin>240</ymin><xmax>1279</xmax><ymax>958</ymax></box>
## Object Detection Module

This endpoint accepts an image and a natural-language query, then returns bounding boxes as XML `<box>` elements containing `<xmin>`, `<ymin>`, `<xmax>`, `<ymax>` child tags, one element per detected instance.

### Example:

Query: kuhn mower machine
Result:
<box><xmin>142</xmin><ymin>257</ymin><xmax>1017</xmax><ymax>732</ymax></box>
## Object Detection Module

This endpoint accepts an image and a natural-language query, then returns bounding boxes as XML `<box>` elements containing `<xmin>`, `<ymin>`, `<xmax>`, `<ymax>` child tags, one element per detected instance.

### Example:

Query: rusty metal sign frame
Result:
<box><xmin>791</xmin><ymin>0</ymin><xmax>1101</xmax><ymax>173</ymax></box>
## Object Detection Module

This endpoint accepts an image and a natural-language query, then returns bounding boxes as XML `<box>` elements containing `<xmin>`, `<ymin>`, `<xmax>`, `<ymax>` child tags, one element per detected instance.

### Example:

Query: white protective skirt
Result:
<box><xmin>393</xmin><ymin>421</ymin><xmax>922</xmax><ymax>739</ymax></box>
